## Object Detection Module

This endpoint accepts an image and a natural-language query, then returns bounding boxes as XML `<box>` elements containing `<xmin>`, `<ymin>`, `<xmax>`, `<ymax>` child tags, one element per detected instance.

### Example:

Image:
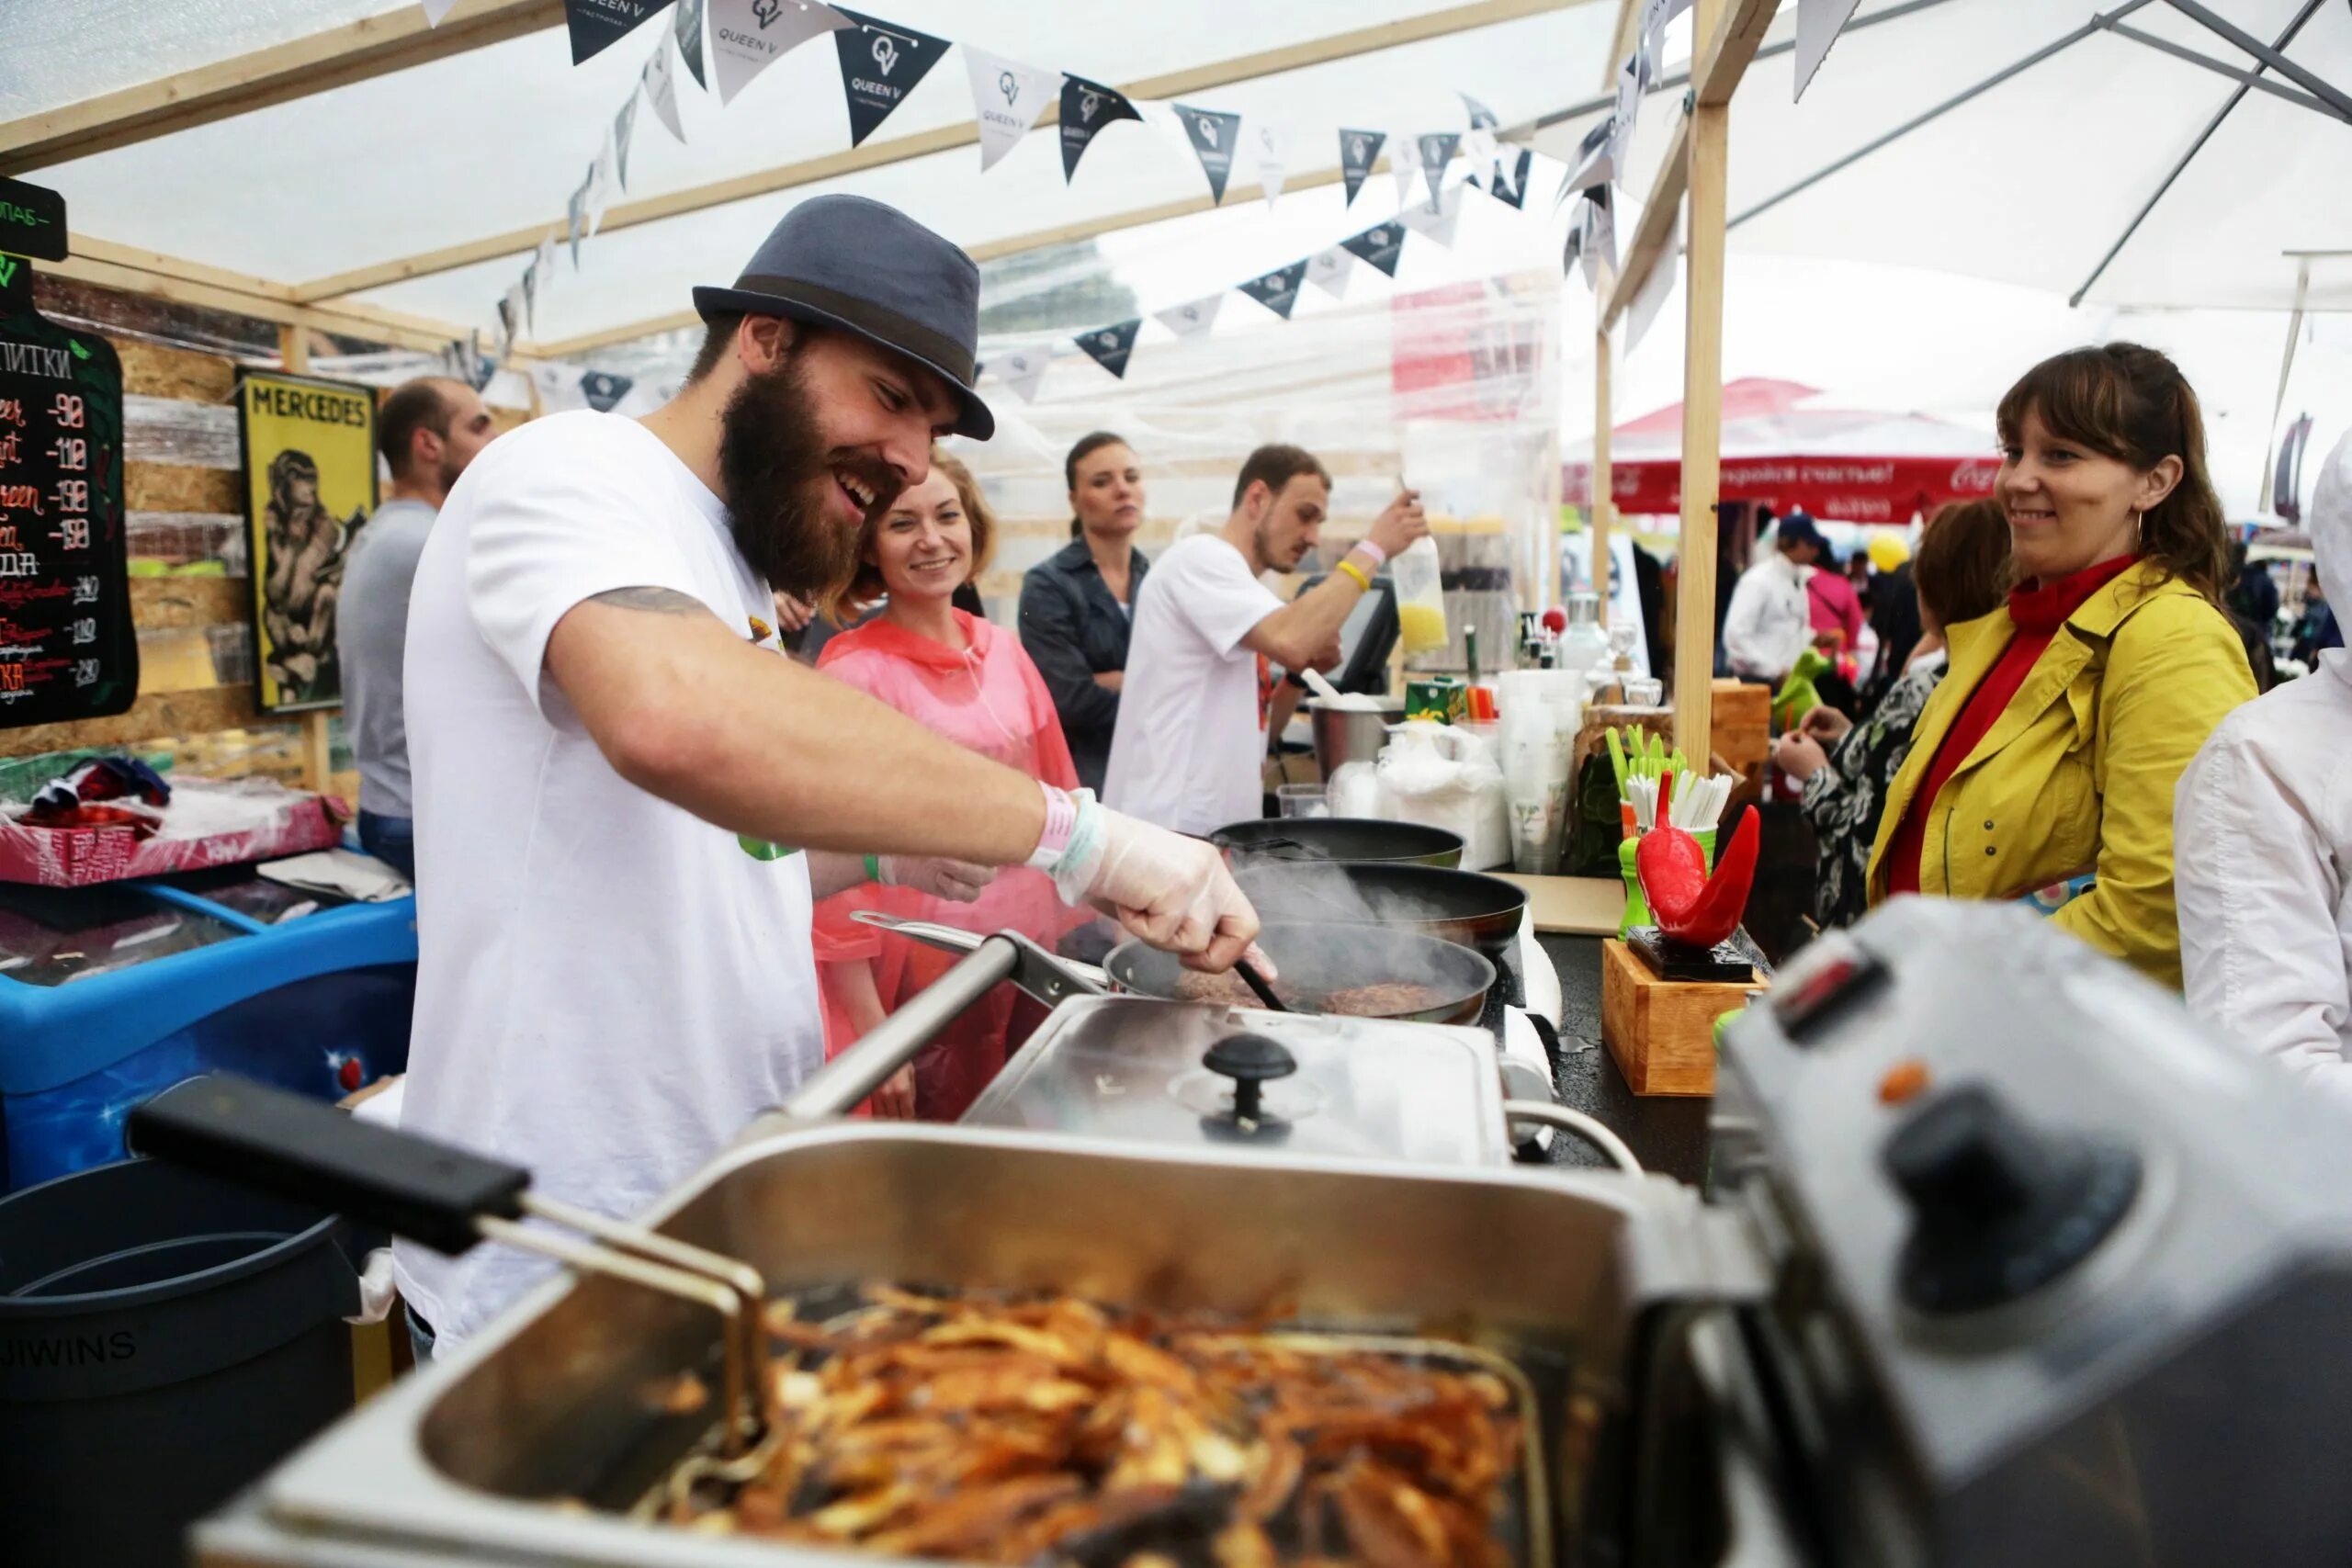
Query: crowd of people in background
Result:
<box><xmin>339</xmin><ymin>321</ymin><xmax>2349</xmax><ymax>1154</ymax></box>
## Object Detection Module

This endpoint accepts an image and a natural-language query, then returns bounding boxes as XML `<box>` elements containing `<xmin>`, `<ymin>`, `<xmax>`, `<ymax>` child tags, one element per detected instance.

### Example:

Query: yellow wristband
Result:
<box><xmin>1335</xmin><ymin>558</ymin><xmax>1373</xmax><ymax>592</ymax></box>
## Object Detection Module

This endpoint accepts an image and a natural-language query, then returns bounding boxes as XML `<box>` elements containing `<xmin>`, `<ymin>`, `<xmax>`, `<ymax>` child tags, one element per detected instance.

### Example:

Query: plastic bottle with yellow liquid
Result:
<box><xmin>1393</xmin><ymin>535</ymin><xmax>1449</xmax><ymax>655</ymax></box>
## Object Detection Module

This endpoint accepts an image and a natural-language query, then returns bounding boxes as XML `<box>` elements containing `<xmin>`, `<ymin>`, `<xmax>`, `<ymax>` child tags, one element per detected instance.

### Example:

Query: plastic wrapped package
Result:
<box><xmin>1376</xmin><ymin>721</ymin><xmax>1510</xmax><ymax>871</ymax></box>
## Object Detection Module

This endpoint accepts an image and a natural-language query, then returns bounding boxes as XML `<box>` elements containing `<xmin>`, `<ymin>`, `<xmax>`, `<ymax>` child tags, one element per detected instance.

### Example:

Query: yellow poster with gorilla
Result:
<box><xmin>238</xmin><ymin>370</ymin><xmax>377</xmax><ymax>712</ymax></box>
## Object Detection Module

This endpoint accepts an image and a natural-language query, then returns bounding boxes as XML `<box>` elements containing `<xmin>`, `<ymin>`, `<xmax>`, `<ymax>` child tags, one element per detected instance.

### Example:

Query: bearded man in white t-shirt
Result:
<box><xmin>1104</xmin><ymin>445</ymin><xmax>1429</xmax><ymax>834</ymax></box>
<box><xmin>392</xmin><ymin>196</ymin><xmax>1260</xmax><ymax>1354</ymax></box>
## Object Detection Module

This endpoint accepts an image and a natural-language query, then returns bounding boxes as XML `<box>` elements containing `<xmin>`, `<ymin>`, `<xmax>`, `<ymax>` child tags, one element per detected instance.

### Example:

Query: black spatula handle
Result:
<box><xmin>130</xmin><ymin>1074</ymin><xmax>529</xmax><ymax>1257</ymax></box>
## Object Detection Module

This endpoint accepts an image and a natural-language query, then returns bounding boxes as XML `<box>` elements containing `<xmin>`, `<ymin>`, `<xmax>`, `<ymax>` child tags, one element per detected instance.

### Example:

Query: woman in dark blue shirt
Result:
<box><xmin>1019</xmin><ymin>432</ymin><xmax>1151</xmax><ymax>792</ymax></box>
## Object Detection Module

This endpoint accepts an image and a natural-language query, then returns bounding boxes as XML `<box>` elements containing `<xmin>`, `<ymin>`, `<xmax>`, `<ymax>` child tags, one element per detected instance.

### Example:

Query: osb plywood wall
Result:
<box><xmin>0</xmin><ymin>280</ymin><xmax>530</xmax><ymax>798</ymax></box>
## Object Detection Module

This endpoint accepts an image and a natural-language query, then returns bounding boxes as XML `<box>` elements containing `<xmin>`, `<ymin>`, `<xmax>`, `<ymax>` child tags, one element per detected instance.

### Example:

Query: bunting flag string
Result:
<box><xmin>498</xmin><ymin>2</ymin><xmax>1573</xmax><ymax>378</ymax></box>
<box><xmin>1339</xmin><ymin>129</ymin><xmax>1385</xmax><ymax>207</ymax></box>
<box><xmin>673</xmin><ymin>0</ymin><xmax>708</xmax><ymax>87</ymax></box>
<box><xmin>1251</xmin><ymin>121</ymin><xmax>1285</xmax><ymax>209</ymax></box>
<box><xmin>1236</xmin><ymin>259</ymin><xmax>1308</xmax><ymax>321</ymax></box>
<box><xmin>1154</xmin><ymin>293</ymin><xmax>1224</xmax><ymax>339</ymax></box>
<box><xmin>1414</xmin><ymin>132</ymin><xmax>1459</xmax><ymax>208</ymax></box>
<box><xmin>712</xmin><ymin>0</ymin><xmax>848</xmax><ymax>106</ymax></box>
<box><xmin>1059</xmin><ymin>74</ymin><xmax>1143</xmax><ymax>181</ymax></box>
<box><xmin>421</xmin><ymin>0</ymin><xmax>458</xmax><ymax>23</ymax></box>
<box><xmin>1340</xmin><ymin>220</ymin><xmax>1403</xmax><ymax>277</ymax></box>
<box><xmin>563</xmin><ymin>0</ymin><xmax>673</xmax><ymax>66</ymax></box>
<box><xmin>641</xmin><ymin>31</ymin><xmax>687</xmax><ymax>141</ymax></box>
<box><xmin>1176</xmin><ymin>103</ymin><xmax>1241</xmax><ymax>203</ymax></box>
<box><xmin>969</xmin><ymin>48</ymin><xmax>1061</xmax><ymax>171</ymax></box>
<box><xmin>1305</xmin><ymin>246</ymin><xmax>1353</xmax><ymax>300</ymax></box>
<box><xmin>1074</xmin><ymin>319</ymin><xmax>1142</xmax><ymax>379</ymax></box>
<box><xmin>834</xmin><ymin>10</ymin><xmax>951</xmax><ymax>145</ymax></box>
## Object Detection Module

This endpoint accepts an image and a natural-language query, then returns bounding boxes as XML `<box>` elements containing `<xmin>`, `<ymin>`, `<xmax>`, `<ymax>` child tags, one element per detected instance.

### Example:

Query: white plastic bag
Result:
<box><xmin>1377</xmin><ymin>722</ymin><xmax>1511</xmax><ymax>870</ymax></box>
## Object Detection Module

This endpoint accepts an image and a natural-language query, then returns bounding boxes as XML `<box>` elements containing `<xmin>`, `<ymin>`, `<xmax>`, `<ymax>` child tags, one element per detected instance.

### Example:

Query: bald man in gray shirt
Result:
<box><xmin>338</xmin><ymin>377</ymin><xmax>497</xmax><ymax>877</ymax></box>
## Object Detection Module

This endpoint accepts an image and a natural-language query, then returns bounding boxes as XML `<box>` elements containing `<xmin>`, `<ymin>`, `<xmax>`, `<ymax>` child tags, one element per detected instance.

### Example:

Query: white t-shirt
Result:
<box><xmin>1102</xmin><ymin>534</ymin><xmax>1282</xmax><ymax>833</ymax></box>
<box><xmin>391</xmin><ymin>411</ymin><xmax>823</xmax><ymax>1348</ymax></box>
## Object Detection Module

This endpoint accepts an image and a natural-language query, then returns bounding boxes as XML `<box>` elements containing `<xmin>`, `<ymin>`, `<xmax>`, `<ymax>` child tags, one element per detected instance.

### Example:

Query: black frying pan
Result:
<box><xmin>1234</xmin><ymin>863</ymin><xmax>1527</xmax><ymax>964</ymax></box>
<box><xmin>1103</xmin><ymin>923</ymin><xmax>1494</xmax><ymax>1026</ymax></box>
<box><xmin>1211</xmin><ymin>818</ymin><xmax>1464</xmax><ymax>869</ymax></box>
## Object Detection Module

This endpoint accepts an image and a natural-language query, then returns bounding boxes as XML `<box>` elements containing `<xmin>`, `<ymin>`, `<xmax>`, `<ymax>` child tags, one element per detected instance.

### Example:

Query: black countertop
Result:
<box><xmin>1531</xmin><ymin>932</ymin><xmax>1714</xmax><ymax>1186</ymax></box>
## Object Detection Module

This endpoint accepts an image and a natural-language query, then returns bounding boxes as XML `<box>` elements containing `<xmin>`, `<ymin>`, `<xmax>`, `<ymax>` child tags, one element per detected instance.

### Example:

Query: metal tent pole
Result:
<box><xmin>2070</xmin><ymin>0</ymin><xmax>2334</xmax><ymax>304</ymax></box>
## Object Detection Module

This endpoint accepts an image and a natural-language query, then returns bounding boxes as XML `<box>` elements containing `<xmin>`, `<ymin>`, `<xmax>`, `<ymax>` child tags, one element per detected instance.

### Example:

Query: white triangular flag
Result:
<box><xmin>709</xmin><ymin>0</ymin><xmax>848</xmax><ymax>106</ymax></box>
<box><xmin>1609</xmin><ymin>55</ymin><xmax>1639</xmax><ymax>175</ymax></box>
<box><xmin>991</xmin><ymin>344</ymin><xmax>1053</xmax><ymax>404</ymax></box>
<box><xmin>534</xmin><ymin>234</ymin><xmax>560</xmax><ymax>304</ymax></box>
<box><xmin>641</xmin><ymin>37</ymin><xmax>686</xmax><ymax>143</ymax></box>
<box><xmin>1251</xmin><ymin>121</ymin><xmax>1284</xmax><ymax>208</ymax></box>
<box><xmin>1154</xmin><ymin>294</ymin><xmax>1223</xmax><ymax>339</ymax></box>
<box><xmin>500</xmin><ymin>281</ymin><xmax>526</xmax><ymax>358</ymax></box>
<box><xmin>585</xmin><ymin>132</ymin><xmax>617</xmax><ymax>237</ymax></box>
<box><xmin>1558</xmin><ymin>118</ymin><xmax>1611</xmax><ymax>206</ymax></box>
<box><xmin>421</xmin><ymin>0</ymin><xmax>458</xmax><ymax>23</ymax></box>
<box><xmin>1306</xmin><ymin>247</ymin><xmax>1353</xmax><ymax>301</ymax></box>
<box><xmin>1390</xmin><ymin>133</ymin><xmax>1420</xmax><ymax>207</ymax></box>
<box><xmin>1399</xmin><ymin>184</ymin><xmax>1464</xmax><ymax>248</ymax></box>
<box><xmin>965</xmin><ymin>46</ymin><xmax>1061</xmax><ymax>171</ymax></box>
<box><xmin>532</xmin><ymin>363</ymin><xmax>590</xmax><ymax>412</ymax></box>
<box><xmin>1624</xmin><ymin>210</ymin><xmax>1679</xmax><ymax>355</ymax></box>
<box><xmin>1795</xmin><ymin>0</ymin><xmax>1864</xmax><ymax>101</ymax></box>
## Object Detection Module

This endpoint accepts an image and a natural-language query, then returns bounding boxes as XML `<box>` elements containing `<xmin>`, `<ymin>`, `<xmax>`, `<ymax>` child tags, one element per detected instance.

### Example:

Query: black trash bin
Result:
<box><xmin>0</xmin><ymin>1155</ymin><xmax>361</xmax><ymax>1567</ymax></box>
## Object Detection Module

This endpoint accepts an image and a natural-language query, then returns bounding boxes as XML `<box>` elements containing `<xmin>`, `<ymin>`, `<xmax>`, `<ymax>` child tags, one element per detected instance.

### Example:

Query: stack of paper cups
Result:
<box><xmin>1497</xmin><ymin>672</ymin><xmax>1576</xmax><ymax>874</ymax></box>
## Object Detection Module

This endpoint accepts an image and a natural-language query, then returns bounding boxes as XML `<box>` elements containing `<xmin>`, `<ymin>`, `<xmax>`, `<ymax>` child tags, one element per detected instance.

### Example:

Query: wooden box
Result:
<box><xmin>1599</xmin><ymin>937</ymin><xmax>1767</xmax><ymax>1097</ymax></box>
<box><xmin>1709</xmin><ymin>678</ymin><xmax>1771</xmax><ymax>808</ymax></box>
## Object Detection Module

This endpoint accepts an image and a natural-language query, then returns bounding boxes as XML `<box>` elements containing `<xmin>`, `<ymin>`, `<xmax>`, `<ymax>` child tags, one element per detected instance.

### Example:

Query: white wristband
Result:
<box><xmin>1351</xmin><ymin>539</ymin><xmax>1387</xmax><ymax>569</ymax></box>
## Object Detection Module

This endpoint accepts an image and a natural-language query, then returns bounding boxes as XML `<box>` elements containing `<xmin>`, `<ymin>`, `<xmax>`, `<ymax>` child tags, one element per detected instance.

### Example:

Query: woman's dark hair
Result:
<box><xmin>1064</xmin><ymin>431</ymin><xmax>1130</xmax><ymax>538</ymax></box>
<box><xmin>1914</xmin><ymin>499</ymin><xmax>2010</xmax><ymax>630</ymax></box>
<box><xmin>1995</xmin><ymin>343</ymin><xmax>2231</xmax><ymax>605</ymax></box>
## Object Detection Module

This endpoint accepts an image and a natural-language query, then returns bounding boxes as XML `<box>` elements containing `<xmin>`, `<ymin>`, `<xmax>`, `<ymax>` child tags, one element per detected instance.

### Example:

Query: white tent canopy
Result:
<box><xmin>6</xmin><ymin>0</ymin><xmax>1625</xmax><ymax>361</ymax></box>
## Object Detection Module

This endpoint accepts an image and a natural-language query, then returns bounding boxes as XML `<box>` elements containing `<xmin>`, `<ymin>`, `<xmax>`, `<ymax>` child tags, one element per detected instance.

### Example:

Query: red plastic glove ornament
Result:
<box><xmin>1635</xmin><ymin>805</ymin><xmax>1760</xmax><ymax>950</ymax></box>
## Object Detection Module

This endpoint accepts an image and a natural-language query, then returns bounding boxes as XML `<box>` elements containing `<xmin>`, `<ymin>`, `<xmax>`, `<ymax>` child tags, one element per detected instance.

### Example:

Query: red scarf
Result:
<box><xmin>1885</xmin><ymin>555</ymin><xmax>2136</xmax><ymax>896</ymax></box>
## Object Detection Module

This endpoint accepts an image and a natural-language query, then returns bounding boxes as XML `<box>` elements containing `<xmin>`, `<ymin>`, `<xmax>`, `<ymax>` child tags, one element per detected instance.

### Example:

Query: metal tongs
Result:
<box><xmin>129</xmin><ymin>1076</ymin><xmax>775</xmax><ymax>1457</ymax></box>
<box><xmin>850</xmin><ymin>910</ymin><xmax>1111</xmax><ymax>1004</ymax></box>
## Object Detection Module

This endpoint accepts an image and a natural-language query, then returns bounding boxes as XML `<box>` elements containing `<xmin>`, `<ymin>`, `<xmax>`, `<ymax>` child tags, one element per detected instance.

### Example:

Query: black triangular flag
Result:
<box><xmin>563</xmin><ymin>0</ymin><xmax>673</xmax><ymax>65</ymax></box>
<box><xmin>1176</xmin><ymin>103</ymin><xmax>1241</xmax><ymax>203</ymax></box>
<box><xmin>1339</xmin><ymin>128</ymin><xmax>1385</xmax><ymax>207</ymax></box>
<box><xmin>1237</xmin><ymin>260</ymin><xmax>1308</xmax><ymax>321</ymax></box>
<box><xmin>1415</xmin><ymin>132</ymin><xmax>1460</xmax><ymax>207</ymax></box>
<box><xmin>833</xmin><ymin>9</ymin><xmax>950</xmax><ymax>147</ymax></box>
<box><xmin>1340</xmin><ymin>222</ymin><xmax>1403</xmax><ymax>278</ymax></box>
<box><xmin>1059</xmin><ymin>74</ymin><xmax>1142</xmax><ymax>182</ymax></box>
<box><xmin>673</xmin><ymin>0</ymin><xmax>707</xmax><ymax>89</ymax></box>
<box><xmin>1075</xmin><ymin>319</ymin><xmax>1142</xmax><ymax>379</ymax></box>
<box><xmin>1482</xmin><ymin>147</ymin><xmax>1532</xmax><ymax>209</ymax></box>
<box><xmin>581</xmin><ymin>370</ymin><xmax>636</xmax><ymax>412</ymax></box>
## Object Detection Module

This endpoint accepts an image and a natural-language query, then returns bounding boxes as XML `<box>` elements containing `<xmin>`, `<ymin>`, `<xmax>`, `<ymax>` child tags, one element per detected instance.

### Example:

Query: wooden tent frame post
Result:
<box><xmin>1595</xmin><ymin>0</ymin><xmax>1775</xmax><ymax>749</ymax></box>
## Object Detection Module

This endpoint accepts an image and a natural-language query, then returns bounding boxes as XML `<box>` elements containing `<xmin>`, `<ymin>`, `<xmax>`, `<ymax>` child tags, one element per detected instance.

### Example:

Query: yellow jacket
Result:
<box><xmin>1866</xmin><ymin>559</ymin><xmax>2255</xmax><ymax>987</ymax></box>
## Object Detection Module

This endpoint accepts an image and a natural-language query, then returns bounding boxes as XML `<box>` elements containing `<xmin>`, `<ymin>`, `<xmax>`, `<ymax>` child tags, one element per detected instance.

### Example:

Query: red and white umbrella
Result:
<box><xmin>1563</xmin><ymin>378</ymin><xmax>1997</xmax><ymax>524</ymax></box>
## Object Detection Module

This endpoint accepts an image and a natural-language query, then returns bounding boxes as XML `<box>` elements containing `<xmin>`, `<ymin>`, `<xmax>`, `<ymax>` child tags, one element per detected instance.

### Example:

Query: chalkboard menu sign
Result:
<box><xmin>0</xmin><ymin>254</ymin><xmax>135</xmax><ymax>728</ymax></box>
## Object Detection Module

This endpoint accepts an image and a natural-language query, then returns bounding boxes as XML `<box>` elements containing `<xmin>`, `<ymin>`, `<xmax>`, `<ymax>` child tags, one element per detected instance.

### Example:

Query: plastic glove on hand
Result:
<box><xmin>1635</xmin><ymin>805</ymin><xmax>1759</xmax><ymax>950</ymax></box>
<box><xmin>879</xmin><ymin>855</ymin><xmax>996</xmax><ymax>903</ymax></box>
<box><xmin>1074</xmin><ymin>810</ymin><xmax>1261</xmax><ymax>972</ymax></box>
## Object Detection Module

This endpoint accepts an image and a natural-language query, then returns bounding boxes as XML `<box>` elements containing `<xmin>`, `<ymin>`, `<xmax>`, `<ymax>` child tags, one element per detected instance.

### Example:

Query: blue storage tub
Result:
<box><xmin>0</xmin><ymin>868</ymin><xmax>415</xmax><ymax>1190</ymax></box>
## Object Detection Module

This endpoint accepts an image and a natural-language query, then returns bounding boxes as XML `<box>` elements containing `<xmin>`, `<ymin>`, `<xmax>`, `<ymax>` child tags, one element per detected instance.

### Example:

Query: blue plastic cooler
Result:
<box><xmin>0</xmin><ymin>868</ymin><xmax>415</xmax><ymax>1189</ymax></box>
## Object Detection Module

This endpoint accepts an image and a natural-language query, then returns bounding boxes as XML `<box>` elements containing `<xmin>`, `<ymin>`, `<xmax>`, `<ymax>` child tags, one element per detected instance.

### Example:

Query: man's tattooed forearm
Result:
<box><xmin>588</xmin><ymin>586</ymin><xmax>712</xmax><ymax>617</ymax></box>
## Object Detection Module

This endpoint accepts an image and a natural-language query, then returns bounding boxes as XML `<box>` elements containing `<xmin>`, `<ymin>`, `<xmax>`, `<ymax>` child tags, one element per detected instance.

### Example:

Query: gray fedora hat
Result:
<box><xmin>693</xmin><ymin>194</ymin><xmax>994</xmax><ymax>440</ymax></box>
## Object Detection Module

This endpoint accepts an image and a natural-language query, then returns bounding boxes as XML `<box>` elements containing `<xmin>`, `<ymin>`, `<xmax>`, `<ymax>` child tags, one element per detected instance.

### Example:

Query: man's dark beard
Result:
<box><xmin>717</xmin><ymin>357</ymin><xmax>901</xmax><ymax>600</ymax></box>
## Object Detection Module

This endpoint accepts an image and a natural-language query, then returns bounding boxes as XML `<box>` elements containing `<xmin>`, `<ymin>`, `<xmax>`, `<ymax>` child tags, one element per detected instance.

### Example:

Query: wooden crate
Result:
<box><xmin>1600</xmin><ymin>937</ymin><xmax>1767</xmax><ymax>1097</ymax></box>
<box><xmin>1709</xmin><ymin>678</ymin><xmax>1771</xmax><ymax>807</ymax></box>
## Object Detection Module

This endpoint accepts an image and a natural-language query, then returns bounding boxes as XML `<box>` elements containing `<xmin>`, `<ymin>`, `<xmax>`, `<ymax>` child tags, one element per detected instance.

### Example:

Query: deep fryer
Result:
<box><xmin>157</xmin><ymin>898</ymin><xmax>2352</xmax><ymax>1566</ymax></box>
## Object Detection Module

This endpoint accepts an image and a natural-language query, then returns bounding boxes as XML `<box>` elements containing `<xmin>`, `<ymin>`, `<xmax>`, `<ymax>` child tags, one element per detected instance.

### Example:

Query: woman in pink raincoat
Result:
<box><xmin>812</xmin><ymin>449</ymin><xmax>1086</xmax><ymax>1120</ymax></box>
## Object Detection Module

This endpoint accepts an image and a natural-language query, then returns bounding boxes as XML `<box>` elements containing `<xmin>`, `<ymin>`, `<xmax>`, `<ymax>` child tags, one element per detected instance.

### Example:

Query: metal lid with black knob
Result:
<box><xmin>959</xmin><ymin>995</ymin><xmax>1510</xmax><ymax>1166</ymax></box>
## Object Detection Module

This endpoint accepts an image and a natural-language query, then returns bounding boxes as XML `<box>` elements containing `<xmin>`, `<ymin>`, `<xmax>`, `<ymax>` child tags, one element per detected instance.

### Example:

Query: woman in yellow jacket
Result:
<box><xmin>1867</xmin><ymin>344</ymin><xmax>2255</xmax><ymax>987</ymax></box>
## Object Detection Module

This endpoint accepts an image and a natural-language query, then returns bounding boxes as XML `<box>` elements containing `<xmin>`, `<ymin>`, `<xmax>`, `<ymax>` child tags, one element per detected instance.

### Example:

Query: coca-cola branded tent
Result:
<box><xmin>1563</xmin><ymin>378</ymin><xmax>1998</xmax><ymax>524</ymax></box>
